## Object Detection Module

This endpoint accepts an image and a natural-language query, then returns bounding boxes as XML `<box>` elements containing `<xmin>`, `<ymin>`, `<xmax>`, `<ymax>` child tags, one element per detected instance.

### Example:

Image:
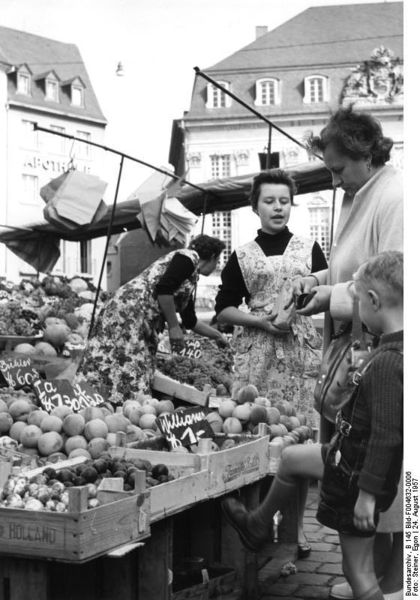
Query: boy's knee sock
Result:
<box><xmin>355</xmin><ymin>585</ymin><xmax>383</xmax><ymax>600</ymax></box>
<box><xmin>248</xmin><ymin>475</ymin><xmax>296</xmax><ymax>532</ymax></box>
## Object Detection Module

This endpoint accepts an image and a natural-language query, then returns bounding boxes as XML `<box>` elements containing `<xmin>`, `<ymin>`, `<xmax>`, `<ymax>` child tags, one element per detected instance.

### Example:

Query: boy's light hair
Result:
<box><xmin>355</xmin><ymin>251</ymin><xmax>403</xmax><ymax>306</ymax></box>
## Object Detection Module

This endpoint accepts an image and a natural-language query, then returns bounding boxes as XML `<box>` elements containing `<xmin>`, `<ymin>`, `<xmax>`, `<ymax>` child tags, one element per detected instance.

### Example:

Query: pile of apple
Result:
<box><xmin>206</xmin><ymin>384</ymin><xmax>313</xmax><ymax>450</ymax></box>
<box><xmin>0</xmin><ymin>454</ymin><xmax>176</xmax><ymax>512</ymax></box>
<box><xmin>0</xmin><ymin>389</ymin><xmax>177</xmax><ymax>461</ymax></box>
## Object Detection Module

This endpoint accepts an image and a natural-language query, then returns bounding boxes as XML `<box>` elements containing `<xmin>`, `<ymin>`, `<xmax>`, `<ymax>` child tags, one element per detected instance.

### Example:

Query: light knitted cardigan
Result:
<box><xmin>314</xmin><ymin>164</ymin><xmax>403</xmax><ymax>326</ymax></box>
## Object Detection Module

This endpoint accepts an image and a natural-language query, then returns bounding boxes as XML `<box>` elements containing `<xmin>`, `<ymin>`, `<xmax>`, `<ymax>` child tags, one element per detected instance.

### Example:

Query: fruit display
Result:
<box><xmin>0</xmin><ymin>454</ymin><xmax>176</xmax><ymax>512</ymax></box>
<box><xmin>0</xmin><ymin>388</ymin><xmax>182</xmax><ymax>460</ymax></box>
<box><xmin>156</xmin><ymin>354</ymin><xmax>232</xmax><ymax>393</ymax></box>
<box><xmin>206</xmin><ymin>384</ymin><xmax>313</xmax><ymax>450</ymax></box>
<box><xmin>0</xmin><ymin>275</ymin><xmax>109</xmax><ymax>358</ymax></box>
<box><xmin>0</xmin><ymin>302</ymin><xmax>42</xmax><ymax>336</ymax></box>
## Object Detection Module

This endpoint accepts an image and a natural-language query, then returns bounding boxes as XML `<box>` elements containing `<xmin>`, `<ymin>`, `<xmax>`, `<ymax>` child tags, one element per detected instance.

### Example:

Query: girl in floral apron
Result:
<box><xmin>78</xmin><ymin>235</ymin><xmax>226</xmax><ymax>404</ymax></box>
<box><xmin>215</xmin><ymin>169</ymin><xmax>328</xmax><ymax>557</ymax></box>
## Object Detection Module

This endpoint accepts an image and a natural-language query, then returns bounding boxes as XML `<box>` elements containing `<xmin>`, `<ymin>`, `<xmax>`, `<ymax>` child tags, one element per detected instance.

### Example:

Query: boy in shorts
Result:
<box><xmin>222</xmin><ymin>251</ymin><xmax>403</xmax><ymax>600</ymax></box>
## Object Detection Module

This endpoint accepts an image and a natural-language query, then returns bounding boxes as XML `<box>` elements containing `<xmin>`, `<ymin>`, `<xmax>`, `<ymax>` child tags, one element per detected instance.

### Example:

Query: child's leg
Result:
<box><xmin>222</xmin><ymin>444</ymin><xmax>324</xmax><ymax>550</ymax></box>
<box><xmin>340</xmin><ymin>533</ymin><xmax>383</xmax><ymax>600</ymax></box>
<box><xmin>378</xmin><ymin>532</ymin><xmax>403</xmax><ymax>593</ymax></box>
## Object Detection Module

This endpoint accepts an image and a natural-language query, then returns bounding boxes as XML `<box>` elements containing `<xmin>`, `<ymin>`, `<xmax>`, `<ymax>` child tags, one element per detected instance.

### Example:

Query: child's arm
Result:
<box><xmin>354</xmin><ymin>489</ymin><xmax>377</xmax><ymax>531</ymax></box>
<box><xmin>357</xmin><ymin>350</ymin><xmax>403</xmax><ymax>513</ymax></box>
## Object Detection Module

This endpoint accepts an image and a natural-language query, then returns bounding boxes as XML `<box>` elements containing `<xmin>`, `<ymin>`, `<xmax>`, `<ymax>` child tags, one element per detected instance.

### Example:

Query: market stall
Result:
<box><xmin>0</xmin><ymin>159</ymin><xmax>332</xmax><ymax>599</ymax></box>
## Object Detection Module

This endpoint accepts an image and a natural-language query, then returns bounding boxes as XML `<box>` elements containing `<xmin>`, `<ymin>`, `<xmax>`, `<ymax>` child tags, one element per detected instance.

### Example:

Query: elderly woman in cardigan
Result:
<box><xmin>293</xmin><ymin>106</ymin><xmax>403</xmax><ymax>600</ymax></box>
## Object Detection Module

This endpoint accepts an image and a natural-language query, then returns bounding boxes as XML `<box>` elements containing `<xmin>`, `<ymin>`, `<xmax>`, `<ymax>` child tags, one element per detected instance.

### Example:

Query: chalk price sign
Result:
<box><xmin>32</xmin><ymin>379</ymin><xmax>105</xmax><ymax>413</ymax></box>
<box><xmin>156</xmin><ymin>406</ymin><xmax>214</xmax><ymax>449</ymax></box>
<box><xmin>0</xmin><ymin>357</ymin><xmax>39</xmax><ymax>389</ymax></box>
<box><xmin>178</xmin><ymin>339</ymin><xmax>202</xmax><ymax>360</ymax></box>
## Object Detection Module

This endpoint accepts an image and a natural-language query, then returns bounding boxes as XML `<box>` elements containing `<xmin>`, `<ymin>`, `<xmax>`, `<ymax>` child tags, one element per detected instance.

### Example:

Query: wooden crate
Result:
<box><xmin>172</xmin><ymin>566</ymin><xmax>239</xmax><ymax>600</ymax></box>
<box><xmin>152</xmin><ymin>371</ymin><xmax>209</xmax><ymax>406</ymax></box>
<box><xmin>198</xmin><ymin>435</ymin><xmax>270</xmax><ymax>498</ymax></box>
<box><xmin>0</xmin><ymin>485</ymin><xmax>150</xmax><ymax>563</ymax></box>
<box><xmin>110</xmin><ymin>447</ymin><xmax>208</xmax><ymax>522</ymax></box>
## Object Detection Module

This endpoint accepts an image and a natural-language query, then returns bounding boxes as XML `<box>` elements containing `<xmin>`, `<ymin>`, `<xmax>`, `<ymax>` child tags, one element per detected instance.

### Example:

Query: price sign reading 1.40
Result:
<box><xmin>0</xmin><ymin>357</ymin><xmax>39</xmax><ymax>389</ymax></box>
<box><xmin>178</xmin><ymin>339</ymin><xmax>202</xmax><ymax>360</ymax></box>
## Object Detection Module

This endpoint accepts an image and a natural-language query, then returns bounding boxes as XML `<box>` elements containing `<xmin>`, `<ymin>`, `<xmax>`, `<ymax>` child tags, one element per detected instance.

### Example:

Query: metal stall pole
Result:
<box><xmin>194</xmin><ymin>67</ymin><xmax>321</xmax><ymax>158</ymax></box>
<box><xmin>88</xmin><ymin>154</ymin><xmax>125</xmax><ymax>338</ymax></box>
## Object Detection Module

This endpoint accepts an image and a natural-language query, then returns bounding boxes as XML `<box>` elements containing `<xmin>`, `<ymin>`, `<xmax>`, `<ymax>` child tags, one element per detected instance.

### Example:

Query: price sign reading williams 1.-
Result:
<box><xmin>0</xmin><ymin>356</ymin><xmax>40</xmax><ymax>389</ymax></box>
<box><xmin>32</xmin><ymin>379</ymin><xmax>105</xmax><ymax>413</ymax></box>
<box><xmin>156</xmin><ymin>406</ymin><xmax>214</xmax><ymax>450</ymax></box>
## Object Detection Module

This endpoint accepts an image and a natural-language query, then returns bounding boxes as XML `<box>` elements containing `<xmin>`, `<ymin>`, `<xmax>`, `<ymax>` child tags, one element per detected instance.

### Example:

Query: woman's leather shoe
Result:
<box><xmin>297</xmin><ymin>542</ymin><xmax>312</xmax><ymax>559</ymax></box>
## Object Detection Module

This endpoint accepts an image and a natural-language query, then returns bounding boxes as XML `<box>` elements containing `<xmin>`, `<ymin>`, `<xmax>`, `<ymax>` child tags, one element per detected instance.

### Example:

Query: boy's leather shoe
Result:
<box><xmin>221</xmin><ymin>497</ymin><xmax>269</xmax><ymax>552</ymax></box>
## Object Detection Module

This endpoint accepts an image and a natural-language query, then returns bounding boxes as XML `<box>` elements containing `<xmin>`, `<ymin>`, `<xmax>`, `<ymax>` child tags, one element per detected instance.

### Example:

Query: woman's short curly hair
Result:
<box><xmin>309</xmin><ymin>106</ymin><xmax>393</xmax><ymax>166</ymax></box>
<box><xmin>188</xmin><ymin>234</ymin><xmax>226</xmax><ymax>260</ymax></box>
<box><xmin>249</xmin><ymin>169</ymin><xmax>297</xmax><ymax>212</ymax></box>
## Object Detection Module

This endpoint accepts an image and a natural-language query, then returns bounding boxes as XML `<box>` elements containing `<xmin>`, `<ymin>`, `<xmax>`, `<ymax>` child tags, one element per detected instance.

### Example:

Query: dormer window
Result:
<box><xmin>16</xmin><ymin>66</ymin><xmax>32</xmax><ymax>95</ymax></box>
<box><xmin>303</xmin><ymin>75</ymin><xmax>329</xmax><ymax>103</ymax></box>
<box><xmin>72</xmin><ymin>85</ymin><xmax>84</xmax><ymax>106</ymax></box>
<box><xmin>46</xmin><ymin>78</ymin><xmax>59</xmax><ymax>102</ymax></box>
<box><xmin>206</xmin><ymin>82</ymin><xmax>232</xmax><ymax>109</ymax></box>
<box><xmin>62</xmin><ymin>76</ymin><xmax>86</xmax><ymax>107</ymax></box>
<box><xmin>255</xmin><ymin>78</ymin><xmax>280</xmax><ymax>106</ymax></box>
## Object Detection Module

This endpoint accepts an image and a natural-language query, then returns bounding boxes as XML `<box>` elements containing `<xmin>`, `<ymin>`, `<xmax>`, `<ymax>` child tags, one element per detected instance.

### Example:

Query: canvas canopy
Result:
<box><xmin>0</xmin><ymin>160</ymin><xmax>332</xmax><ymax>272</ymax></box>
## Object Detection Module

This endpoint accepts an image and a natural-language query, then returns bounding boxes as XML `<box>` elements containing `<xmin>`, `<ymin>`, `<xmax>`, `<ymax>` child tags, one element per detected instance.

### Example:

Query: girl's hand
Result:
<box><xmin>169</xmin><ymin>325</ymin><xmax>185</xmax><ymax>352</ymax></box>
<box><xmin>295</xmin><ymin>285</ymin><xmax>332</xmax><ymax>316</ymax></box>
<box><xmin>291</xmin><ymin>275</ymin><xmax>320</xmax><ymax>297</ymax></box>
<box><xmin>353</xmin><ymin>490</ymin><xmax>376</xmax><ymax>531</ymax></box>
<box><xmin>258</xmin><ymin>315</ymin><xmax>288</xmax><ymax>336</ymax></box>
<box><xmin>215</xmin><ymin>334</ymin><xmax>229</xmax><ymax>348</ymax></box>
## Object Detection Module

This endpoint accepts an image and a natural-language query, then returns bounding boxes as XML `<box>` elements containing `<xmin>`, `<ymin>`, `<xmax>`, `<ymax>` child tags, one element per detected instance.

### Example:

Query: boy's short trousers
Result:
<box><xmin>317</xmin><ymin>443</ymin><xmax>380</xmax><ymax>537</ymax></box>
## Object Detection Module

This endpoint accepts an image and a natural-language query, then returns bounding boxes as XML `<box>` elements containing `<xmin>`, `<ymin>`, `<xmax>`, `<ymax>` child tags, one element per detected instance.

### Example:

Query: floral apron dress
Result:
<box><xmin>78</xmin><ymin>249</ymin><xmax>199</xmax><ymax>404</ymax></box>
<box><xmin>233</xmin><ymin>236</ymin><xmax>322</xmax><ymax>425</ymax></box>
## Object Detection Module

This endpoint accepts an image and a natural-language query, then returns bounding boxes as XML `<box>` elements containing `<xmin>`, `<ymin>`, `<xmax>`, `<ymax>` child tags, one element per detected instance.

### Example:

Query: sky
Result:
<box><xmin>0</xmin><ymin>0</ymin><xmax>411</xmax><ymax>198</ymax></box>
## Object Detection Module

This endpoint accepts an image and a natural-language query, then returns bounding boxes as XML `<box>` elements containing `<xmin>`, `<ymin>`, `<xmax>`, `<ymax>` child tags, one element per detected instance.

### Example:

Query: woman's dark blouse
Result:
<box><xmin>154</xmin><ymin>253</ymin><xmax>198</xmax><ymax>329</ymax></box>
<box><xmin>214</xmin><ymin>228</ymin><xmax>328</xmax><ymax>313</ymax></box>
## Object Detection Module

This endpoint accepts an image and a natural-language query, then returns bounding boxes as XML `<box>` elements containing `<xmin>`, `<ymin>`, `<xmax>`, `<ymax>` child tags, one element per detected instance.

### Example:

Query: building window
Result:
<box><xmin>255</xmin><ymin>78</ymin><xmax>279</xmax><ymax>106</ymax></box>
<box><xmin>46</xmin><ymin>78</ymin><xmax>59</xmax><ymax>102</ymax></box>
<box><xmin>303</xmin><ymin>76</ymin><xmax>328</xmax><ymax>104</ymax></box>
<box><xmin>206</xmin><ymin>82</ymin><xmax>231</xmax><ymax>108</ymax></box>
<box><xmin>71</xmin><ymin>85</ymin><xmax>84</xmax><ymax>106</ymax></box>
<box><xmin>21</xmin><ymin>120</ymin><xmax>39</xmax><ymax>149</ymax></box>
<box><xmin>212</xmin><ymin>211</ymin><xmax>232</xmax><ymax>267</ymax></box>
<box><xmin>17</xmin><ymin>72</ymin><xmax>31</xmax><ymax>95</ymax></box>
<box><xmin>308</xmin><ymin>203</ymin><xmax>331</xmax><ymax>258</ymax></box>
<box><xmin>76</xmin><ymin>130</ymin><xmax>91</xmax><ymax>157</ymax></box>
<box><xmin>210</xmin><ymin>154</ymin><xmax>231</xmax><ymax>178</ymax></box>
<box><xmin>21</xmin><ymin>174</ymin><xmax>40</xmax><ymax>206</ymax></box>
<box><xmin>50</xmin><ymin>125</ymin><xmax>66</xmax><ymax>154</ymax></box>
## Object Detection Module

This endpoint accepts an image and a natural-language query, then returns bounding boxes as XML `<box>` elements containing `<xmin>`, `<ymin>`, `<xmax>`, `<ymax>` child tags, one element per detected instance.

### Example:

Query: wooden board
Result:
<box><xmin>152</xmin><ymin>371</ymin><xmax>208</xmax><ymax>406</ymax></box>
<box><xmin>0</xmin><ymin>492</ymin><xmax>150</xmax><ymax>562</ymax></box>
<box><xmin>109</xmin><ymin>447</ymin><xmax>208</xmax><ymax>521</ymax></box>
<box><xmin>199</xmin><ymin>436</ymin><xmax>270</xmax><ymax>498</ymax></box>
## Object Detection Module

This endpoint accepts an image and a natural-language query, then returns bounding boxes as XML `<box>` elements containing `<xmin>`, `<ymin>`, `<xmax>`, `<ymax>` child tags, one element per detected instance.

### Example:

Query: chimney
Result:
<box><xmin>255</xmin><ymin>26</ymin><xmax>268</xmax><ymax>39</ymax></box>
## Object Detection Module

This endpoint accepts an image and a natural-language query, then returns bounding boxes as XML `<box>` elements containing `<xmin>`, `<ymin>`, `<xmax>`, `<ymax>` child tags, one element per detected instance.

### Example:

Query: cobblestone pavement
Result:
<box><xmin>259</xmin><ymin>485</ymin><xmax>345</xmax><ymax>599</ymax></box>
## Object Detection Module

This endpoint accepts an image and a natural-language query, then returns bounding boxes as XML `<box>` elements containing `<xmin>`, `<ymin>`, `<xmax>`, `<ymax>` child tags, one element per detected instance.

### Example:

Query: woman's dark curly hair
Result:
<box><xmin>249</xmin><ymin>169</ymin><xmax>297</xmax><ymax>212</ymax></box>
<box><xmin>309</xmin><ymin>106</ymin><xmax>393</xmax><ymax>166</ymax></box>
<box><xmin>188</xmin><ymin>234</ymin><xmax>226</xmax><ymax>260</ymax></box>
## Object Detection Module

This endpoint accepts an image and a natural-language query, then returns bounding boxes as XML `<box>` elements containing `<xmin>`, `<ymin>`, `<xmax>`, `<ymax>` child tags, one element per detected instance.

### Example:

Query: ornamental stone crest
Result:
<box><xmin>234</xmin><ymin>149</ymin><xmax>249</xmax><ymax>166</ymax></box>
<box><xmin>341</xmin><ymin>46</ymin><xmax>403</xmax><ymax>106</ymax></box>
<box><xmin>186</xmin><ymin>152</ymin><xmax>202</xmax><ymax>167</ymax></box>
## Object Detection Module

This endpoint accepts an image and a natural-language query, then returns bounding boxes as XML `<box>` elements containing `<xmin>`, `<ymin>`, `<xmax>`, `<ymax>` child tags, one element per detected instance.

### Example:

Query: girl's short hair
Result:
<box><xmin>309</xmin><ymin>106</ymin><xmax>393</xmax><ymax>166</ymax></box>
<box><xmin>188</xmin><ymin>234</ymin><xmax>225</xmax><ymax>259</ymax></box>
<box><xmin>249</xmin><ymin>169</ymin><xmax>297</xmax><ymax>211</ymax></box>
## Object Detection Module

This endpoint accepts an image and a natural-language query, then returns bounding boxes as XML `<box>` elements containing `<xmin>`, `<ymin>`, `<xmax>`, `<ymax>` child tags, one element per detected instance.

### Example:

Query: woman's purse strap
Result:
<box><xmin>350</xmin><ymin>298</ymin><xmax>366</xmax><ymax>348</ymax></box>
